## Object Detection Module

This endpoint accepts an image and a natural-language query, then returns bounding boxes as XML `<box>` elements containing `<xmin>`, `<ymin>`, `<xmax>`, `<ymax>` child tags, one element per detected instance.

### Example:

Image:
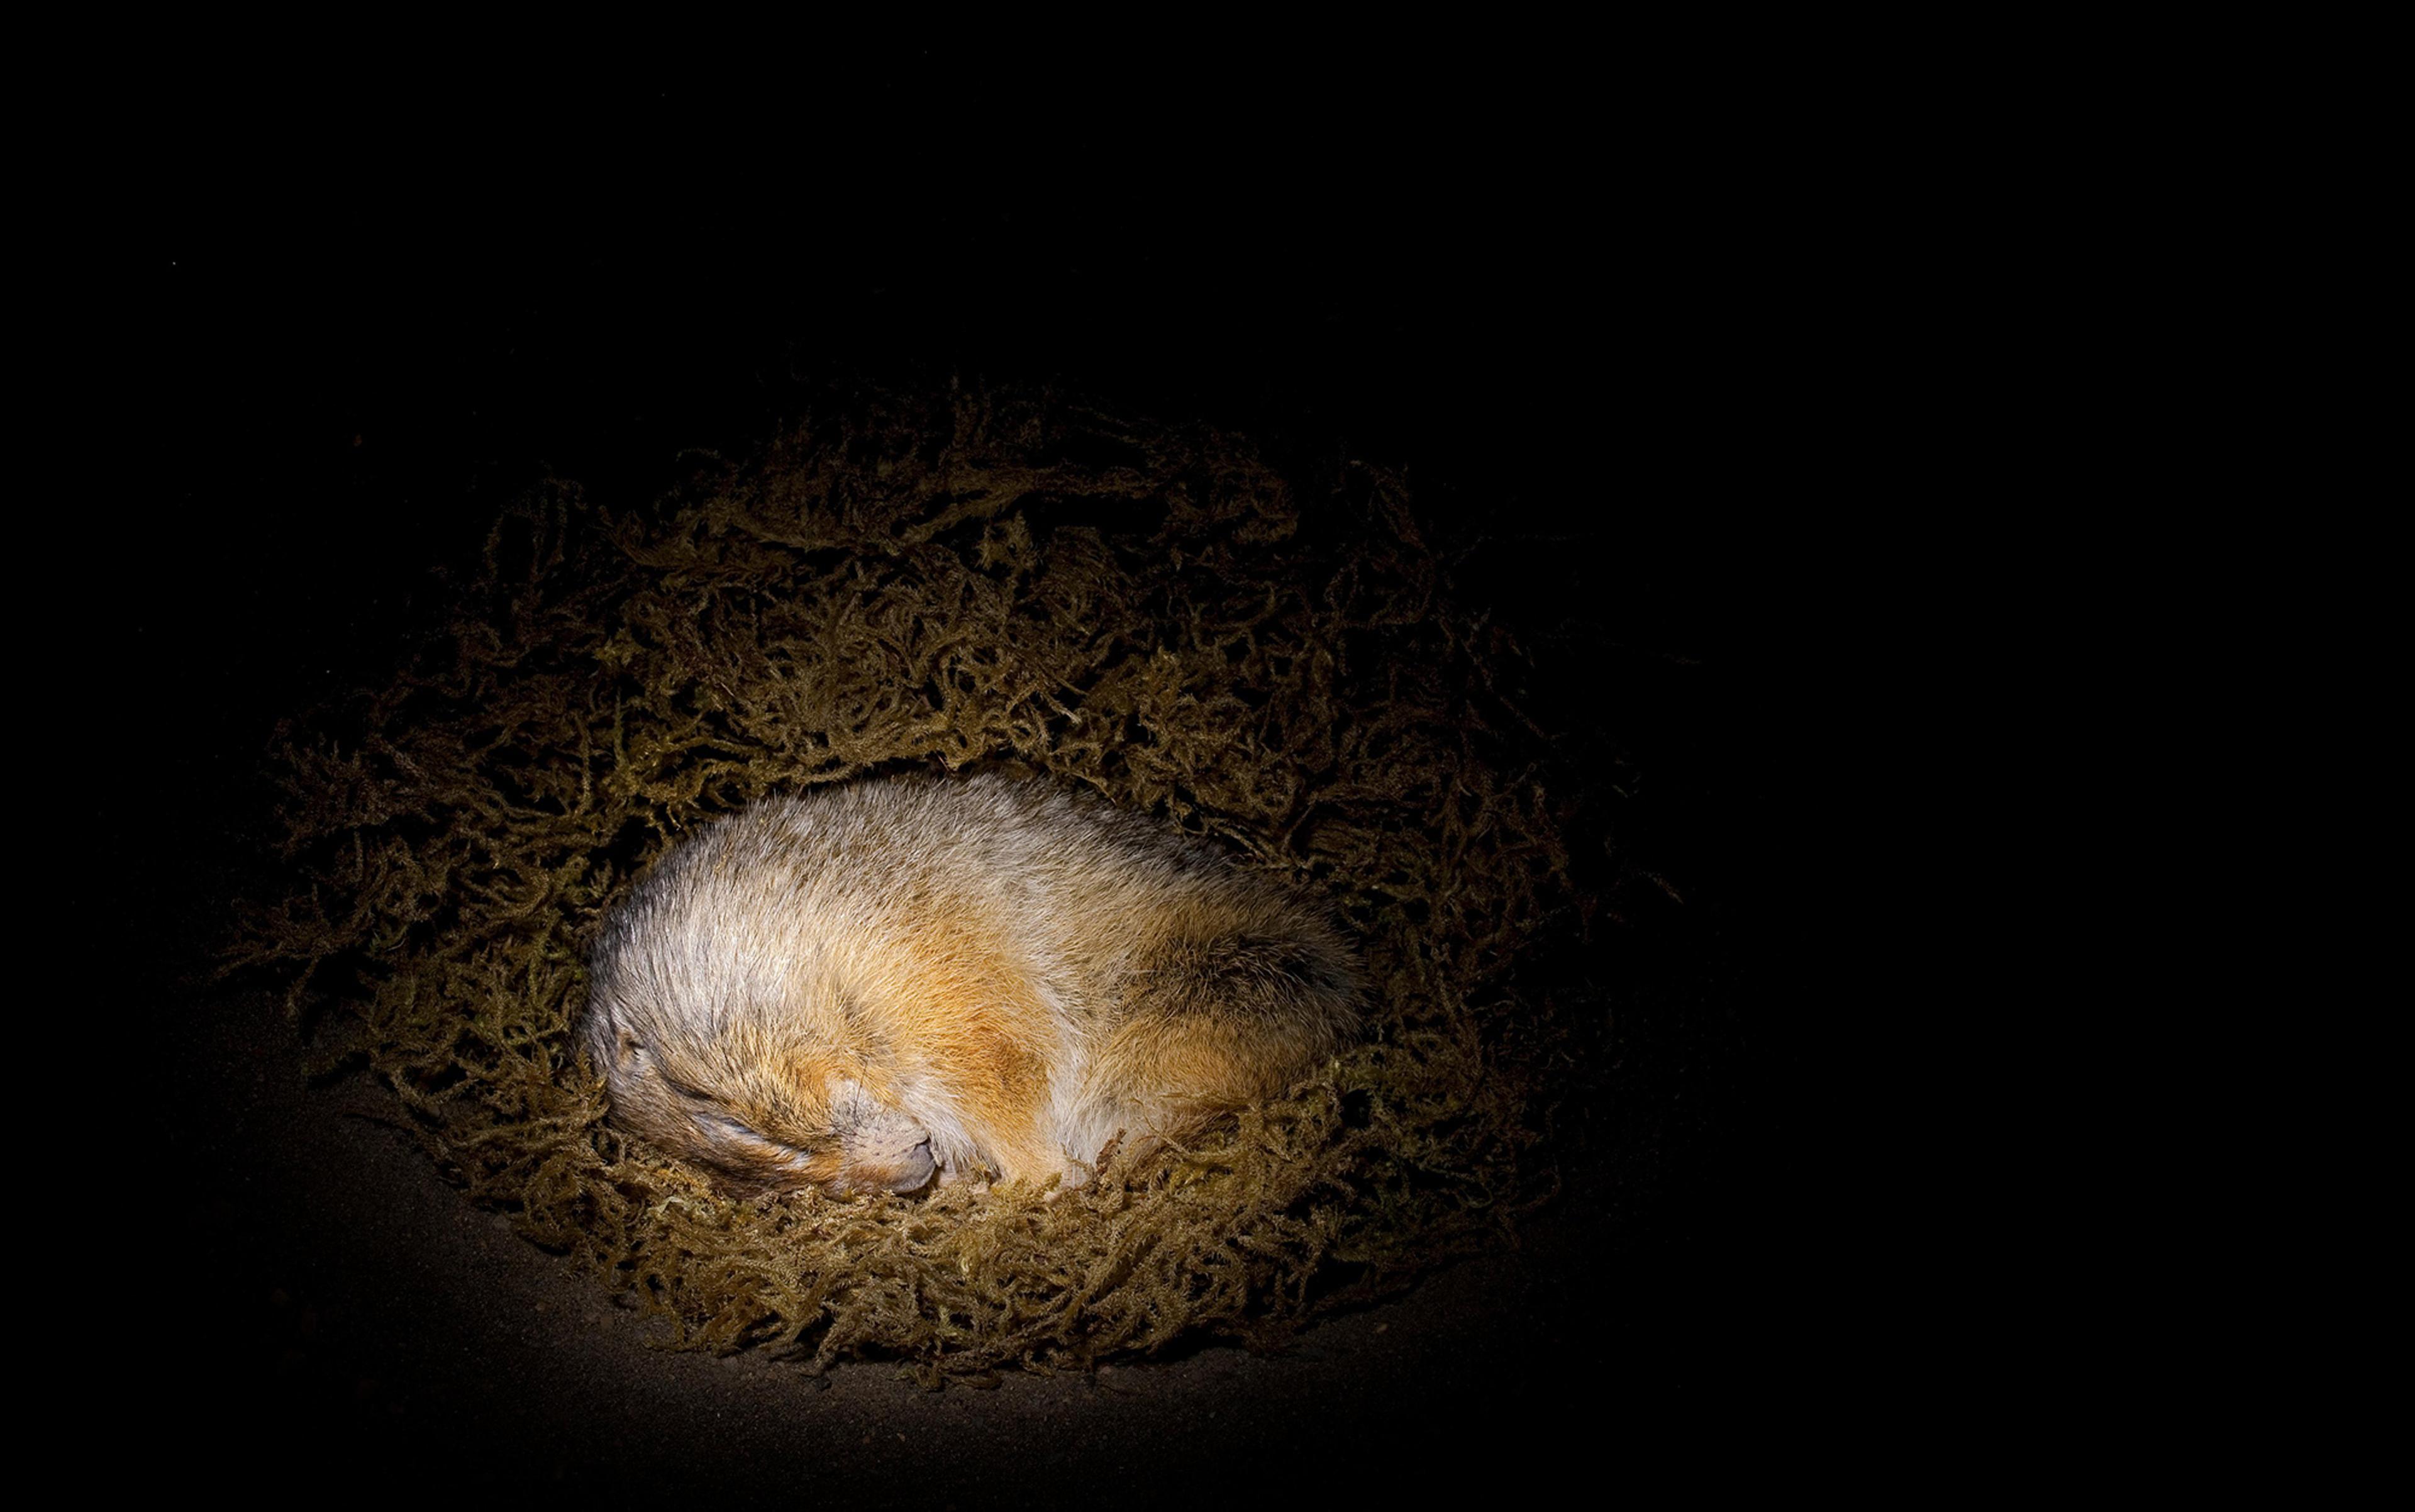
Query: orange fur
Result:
<box><xmin>582</xmin><ymin>773</ymin><xmax>1362</xmax><ymax>1196</ymax></box>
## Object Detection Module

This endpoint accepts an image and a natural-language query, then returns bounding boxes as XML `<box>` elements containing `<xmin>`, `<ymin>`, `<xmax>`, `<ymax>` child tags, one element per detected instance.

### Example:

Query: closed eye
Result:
<box><xmin>688</xmin><ymin>1108</ymin><xmax>825</xmax><ymax>1171</ymax></box>
<box><xmin>691</xmin><ymin>1108</ymin><xmax>768</xmax><ymax>1143</ymax></box>
<box><xmin>653</xmin><ymin>1076</ymin><xmax>803</xmax><ymax>1143</ymax></box>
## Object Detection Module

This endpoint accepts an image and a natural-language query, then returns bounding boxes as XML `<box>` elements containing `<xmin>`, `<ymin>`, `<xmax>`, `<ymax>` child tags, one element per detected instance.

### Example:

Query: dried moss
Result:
<box><xmin>231</xmin><ymin>385</ymin><xmax>1583</xmax><ymax>1379</ymax></box>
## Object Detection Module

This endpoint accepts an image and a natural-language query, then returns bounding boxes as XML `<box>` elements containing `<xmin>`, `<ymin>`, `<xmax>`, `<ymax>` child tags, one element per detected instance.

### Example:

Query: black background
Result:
<box><xmin>90</xmin><ymin>60</ymin><xmax>1848</xmax><ymax>1493</ymax></box>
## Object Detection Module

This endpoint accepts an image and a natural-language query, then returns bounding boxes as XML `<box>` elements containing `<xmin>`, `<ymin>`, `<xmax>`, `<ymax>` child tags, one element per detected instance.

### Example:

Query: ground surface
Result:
<box><xmin>127</xmin><ymin>611</ymin><xmax>1806</xmax><ymax>1493</ymax></box>
<box><xmin>146</xmin><ymin>820</ymin><xmax>1794</xmax><ymax>1498</ymax></box>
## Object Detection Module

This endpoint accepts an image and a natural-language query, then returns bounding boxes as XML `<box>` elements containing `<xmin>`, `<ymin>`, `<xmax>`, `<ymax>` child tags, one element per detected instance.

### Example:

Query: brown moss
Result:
<box><xmin>230</xmin><ymin>384</ymin><xmax>1581</xmax><ymax>1380</ymax></box>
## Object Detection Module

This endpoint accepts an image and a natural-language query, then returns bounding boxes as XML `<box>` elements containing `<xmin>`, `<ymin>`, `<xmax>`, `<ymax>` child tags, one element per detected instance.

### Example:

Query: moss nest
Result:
<box><xmin>233</xmin><ymin>385</ymin><xmax>1587</xmax><ymax>1382</ymax></box>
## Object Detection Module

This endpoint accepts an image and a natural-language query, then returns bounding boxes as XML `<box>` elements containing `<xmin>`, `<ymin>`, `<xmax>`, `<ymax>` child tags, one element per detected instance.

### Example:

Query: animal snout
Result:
<box><xmin>846</xmin><ymin>1137</ymin><xmax>935</xmax><ymax>1195</ymax></box>
<box><xmin>840</xmin><ymin>1111</ymin><xmax>938</xmax><ymax>1195</ymax></box>
<box><xmin>886</xmin><ymin>1138</ymin><xmax>936</xmax><ymax>1192</ymax></box>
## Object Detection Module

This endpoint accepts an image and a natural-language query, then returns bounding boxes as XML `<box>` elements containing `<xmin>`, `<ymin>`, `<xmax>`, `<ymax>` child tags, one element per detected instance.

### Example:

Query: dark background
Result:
<box><xmin>92</xmin><ymin>65</ymin><xmax>1845</xmax><ymax>1493</ymax></box>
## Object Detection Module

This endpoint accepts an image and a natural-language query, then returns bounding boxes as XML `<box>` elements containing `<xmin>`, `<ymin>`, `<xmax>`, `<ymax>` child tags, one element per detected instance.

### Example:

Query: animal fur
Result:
<box><xmin>581</xmin><ymin>773</ymin><xmax>1362</xmax><ymax>1196</ymax></box>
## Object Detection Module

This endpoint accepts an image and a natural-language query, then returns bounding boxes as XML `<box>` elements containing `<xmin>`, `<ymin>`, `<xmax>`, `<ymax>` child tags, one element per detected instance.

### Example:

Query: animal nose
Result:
<box><xmin>886</xmin><ymin>1139</ymin><xmax>936</xmax><ymax>1193</ymax></box>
